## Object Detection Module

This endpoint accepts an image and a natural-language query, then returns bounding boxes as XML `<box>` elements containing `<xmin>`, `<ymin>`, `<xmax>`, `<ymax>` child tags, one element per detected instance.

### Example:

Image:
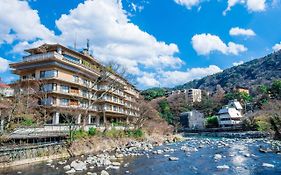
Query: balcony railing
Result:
<box><xmin>23</xmin><ymin>52</ymin><xmax>62</xmax><ymax>62</ymax></box>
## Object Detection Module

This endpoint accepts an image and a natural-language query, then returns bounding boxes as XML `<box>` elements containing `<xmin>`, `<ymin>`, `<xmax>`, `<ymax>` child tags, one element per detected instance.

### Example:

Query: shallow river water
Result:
<box><xmin>1</xmin><ymin>137</ymin><xmax>281</xmax><ymax>175</ymax></box>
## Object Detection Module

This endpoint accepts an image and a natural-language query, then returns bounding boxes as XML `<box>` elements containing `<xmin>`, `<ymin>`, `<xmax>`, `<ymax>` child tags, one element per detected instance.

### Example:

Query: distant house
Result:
<box><xmin>234</xmin><ymin>86</ymin><xmax>249</xmax><ymax>95</ymax></box>
<box><xmin>0</xmin><ymin>83</ymin><xmax>14</xmax><ymax>97</ymax></box>
<box><xmin>180</xmin><ymin>110</ymin><xmax>205</xmax><ymax>129</ymax></box>
<box><xmin>218</xmin><ymin>100</ymin><xmax>243</xmax><ymax>128</ymax></box>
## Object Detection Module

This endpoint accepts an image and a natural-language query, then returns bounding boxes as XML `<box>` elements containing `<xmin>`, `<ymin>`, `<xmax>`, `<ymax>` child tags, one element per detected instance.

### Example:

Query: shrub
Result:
<box><xmin>132</xmin><ymin>129</ymin><xmax>144</xmax><ymax>138</ymax></box>
<box><xmin>21</xmin><ymin>119</ymin><xmax>35</xmax><ymax>126</ymax></box>
<box><xmin>73</xmin><ymin>129</ymin><xmax>88</xmax><ymax>139</ymax></box>
<box><xmin>88</xmin><ymin>127</ymin><xmax>97</xmax><ymax>136</ymax></box>
<box><xmin>104</xmin><ymin>128</ymin><xmax>126</xmax><ymax>138</ymax></box>
<box><xmin>256</xmin><ymin>121</ymin><xmax>271</xmax><ymax>131</ymax></box>
<box><xmin>126</xmin><ymin>129</ymin><xmax>144</xmax><ymax>138</ymax></box>
<box><xmin>206</xmin><ymin>116</ymin><xmax>219</xmax><ymax>128</ymax></box>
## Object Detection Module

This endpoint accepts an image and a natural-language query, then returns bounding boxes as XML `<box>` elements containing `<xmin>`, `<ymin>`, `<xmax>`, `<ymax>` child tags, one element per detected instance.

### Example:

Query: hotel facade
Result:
<box><xmin>10</xmin><ymin>44</ymin><xmax>140</xmax><ymax>129</ymax></box>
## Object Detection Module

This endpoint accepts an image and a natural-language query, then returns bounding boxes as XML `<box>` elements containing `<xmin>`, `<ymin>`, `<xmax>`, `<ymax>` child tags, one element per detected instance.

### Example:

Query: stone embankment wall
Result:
<box><xmin>0</xmin><ymin>143</ymin><xmax>69</xmax><ymax>168</ymax></box>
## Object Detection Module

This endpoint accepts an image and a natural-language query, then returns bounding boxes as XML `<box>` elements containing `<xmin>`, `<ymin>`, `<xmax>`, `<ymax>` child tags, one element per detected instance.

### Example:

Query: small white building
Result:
<box><xmin>180</xmin><ymin>110</ymin><xmax>205</xmax><ymax>129</ymax></box>
<box><xmin>218</xmin><ymin>100</ymin><xmax>243</xmax><ymax>128</ymax></box>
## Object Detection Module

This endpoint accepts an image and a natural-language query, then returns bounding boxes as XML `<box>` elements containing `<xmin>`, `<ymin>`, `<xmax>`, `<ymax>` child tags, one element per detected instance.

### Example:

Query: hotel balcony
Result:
<box><xmin>21</xmin><ymin>51</ymin><xmax>100</xmax><ymax>75</ymax></box>
<box><xmin>23</xmin><ymin>52</ymin><xmax>63</xmax><ymax>62</ymax></box>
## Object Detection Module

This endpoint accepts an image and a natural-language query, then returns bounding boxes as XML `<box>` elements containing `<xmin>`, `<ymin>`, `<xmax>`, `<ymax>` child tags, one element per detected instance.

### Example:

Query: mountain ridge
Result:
<box><xmin>172</xmin><ymin>50</ymin><xmax>281</xmax><ymax>92</ymax></box>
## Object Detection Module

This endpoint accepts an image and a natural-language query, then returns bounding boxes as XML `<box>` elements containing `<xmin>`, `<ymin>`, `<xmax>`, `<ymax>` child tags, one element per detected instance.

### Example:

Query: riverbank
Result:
<box><xmin>1</xmin><ymin>136</ymin><xmax>280</xmax><ymax>175</ymax></box>
<box><xmin>184</xmin><ymin>131</ymin><xmax>271</xmax><ymax>139</ymax></box>
<box><xmin>0</xmin><ymin>132</ymin><xmax>184</xmax><ymax>169</ymax></box>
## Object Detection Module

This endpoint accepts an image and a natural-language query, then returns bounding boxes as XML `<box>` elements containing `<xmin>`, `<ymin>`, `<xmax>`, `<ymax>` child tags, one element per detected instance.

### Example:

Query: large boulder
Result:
<box><xmin>70</xmin><ymin>160</ymin><xmax>87</xmax><ymax>171</ymax></box>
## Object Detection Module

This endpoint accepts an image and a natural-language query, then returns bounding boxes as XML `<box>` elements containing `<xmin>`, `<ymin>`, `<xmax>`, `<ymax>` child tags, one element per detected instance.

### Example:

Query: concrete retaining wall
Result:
<box><xmin>0</xmin><ymin>143</ymin><xmax>69</xmax><ymax>168</ymax></box>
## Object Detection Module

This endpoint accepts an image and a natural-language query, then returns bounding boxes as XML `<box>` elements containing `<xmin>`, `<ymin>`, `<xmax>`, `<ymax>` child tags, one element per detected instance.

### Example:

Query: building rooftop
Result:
<box><xmin>0</xmin><ymin>83</ymin><xmax>10</xmax><ymax>88</ymax></box>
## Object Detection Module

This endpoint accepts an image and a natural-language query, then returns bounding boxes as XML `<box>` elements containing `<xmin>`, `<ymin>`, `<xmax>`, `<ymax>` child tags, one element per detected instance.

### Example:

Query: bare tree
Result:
<box><xmin>71</xmin><ymin>61</ymin><xmax>135</xmax><ymax>130</ymax></box>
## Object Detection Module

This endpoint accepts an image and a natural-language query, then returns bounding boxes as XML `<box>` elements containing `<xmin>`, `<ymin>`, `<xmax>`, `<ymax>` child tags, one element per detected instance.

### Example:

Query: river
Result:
<box><xmin>1</xmin><ymin>137</ymin><xmax>281</xmax><ymax>175</ymax></box>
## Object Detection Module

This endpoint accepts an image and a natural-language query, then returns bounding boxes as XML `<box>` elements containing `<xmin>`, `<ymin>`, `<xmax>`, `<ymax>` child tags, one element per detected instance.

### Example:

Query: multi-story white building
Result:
<box><xmin>10</xmin><ymin>44</ymin><xmax>140</xmax><ymax>129</ymax></box>
<box><xmin>185</xmin><ymin>89</ymin><xmax>202</xmax><ymax>103</ymax></box>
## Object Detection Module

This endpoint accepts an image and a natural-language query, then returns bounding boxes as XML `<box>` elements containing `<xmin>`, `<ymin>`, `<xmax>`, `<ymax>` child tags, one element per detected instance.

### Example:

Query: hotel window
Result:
<box><xmin>40</xmin><ymin>70</ymin><xmax>58</xmax><ymax>78</ymax></box>
<box><xmin>82</xmin><ymin>90</ymin><xmax>89</xmax><ymax>97</ymax></box>
<box><xmin>82</xmin><ymin>79</ymin><xmax>89</xmax><ymax>86</ymax></box>
<box><xmin>60</xmin><ymin>98</ymin><xmax>69</xmax><ymax>106</ymax></box>
<box><xmin>60</xmin><ymin>85</ymin><xmax>69</xmax><ymax>93</ymax></box>
<box><xmin>41</xmin><ymin>83</ymin><xmax>57</xmax><ymax>92</ymax></box>
<box><xmin>73</xmin><ymin>75</ymin><xmax>79</xmax><ymax>83</ymax></box>
<box><xmin>113</xmin><ymin>106</ymin><xmax>117</xmax><ymax>111</ymax></box>
<box><xmin>63</xmin><ymin>54</ymin><xmax>80</xmax><ymax>63</ymax></box>
<box><xmin>41</xmin><ymin>97</ymin><xmax>54</xmax><ymax>105</ymax></box>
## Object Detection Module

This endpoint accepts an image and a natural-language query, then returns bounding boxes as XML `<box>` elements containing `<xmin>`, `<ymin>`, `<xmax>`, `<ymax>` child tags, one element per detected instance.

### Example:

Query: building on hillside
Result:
<box><xmin>218</xmin><ymin>100</ymin><xmax>243</xmax><ymax>128</ymax></box>
<box><xmin>168</xmin><ymin>88</ymin><xmax>202</xmax><ymax>104</ymax></box>
<box><xmin>9</xmin><ymin>44</ymin><xmax>140</xmax><ymax>130</ymax></box>
<box><xmin>228</xmin><ymin>99</ymin><xmax>243</xmax><ymax>112</ymax></box>
<box><xmin>185</xmin><ymin>89</ymin><xmax>202</xmax><ymax>103</ymax></box>
<box><xmin>0</xmin><ymin>82</ymin><xmax>14</xmax><ymax>97</ymax></box>
<box><xmin>234</xmin><ymin>86</ymin><xmax>249</xmax><ymax>95</ymax></box>
<box><xmin>180</xmin><ymin>110</ymin><xmax>205</xmax><ymax>129</ymax></box>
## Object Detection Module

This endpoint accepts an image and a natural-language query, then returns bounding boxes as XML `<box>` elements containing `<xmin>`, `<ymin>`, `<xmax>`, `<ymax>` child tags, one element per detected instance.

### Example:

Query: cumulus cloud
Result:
<box><xmin>229</xmin><ymin>27</ymin><xmax>256</xmax><ymax>36</ymax></box>
<box><xmin>272</xmin><ymin>42</ymin><xmax>281</xmax><ymax>51</ymax></box>
<box><xmin>223</xmin><ymin>0</ymin><xmax>266</xmax><ymax>15</ymax></box>
<box><xmin>233</xmin><ymin>61</ymin><xmax>244</xmax><ymax>66</ymax></box>
<box><xmin>174</xmin><ymin>0</ymin><xmax>201</xmax><ymax>9</ymax></box>
<box><xmin>0</xmin><ymin>57</ymin><xmax>10</xmax><ymax>73</ymax></box>
<box><xmin>41</xmin><ymin>0</ymin><xmax>182</xmax><ymax>74</ymax></box>
<box><xmin>137</xmin><ymin>73</ymin><xmax>160</xmax><ymax>87</ymax></box>
<box><xmin>0</xmin><ymin>0</ymin><xmax>55</xmax><ymax>44</ymax></box>
<box><xmin>159</xmin><ymin>65</ymin><xmax>222</xmax><ymax>87</ymax></box>
<box><xmin>191</xmin><ymin>33</ymin><xmax>247</xmax><ymax>55</ymax></box>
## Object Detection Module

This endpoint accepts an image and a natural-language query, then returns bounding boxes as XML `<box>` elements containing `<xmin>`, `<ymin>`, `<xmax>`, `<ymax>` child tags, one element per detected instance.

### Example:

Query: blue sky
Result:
<box><xmin>0</xmin><ymin>0</ymin><xmax>281</xmax><ymax>89</ymax></box>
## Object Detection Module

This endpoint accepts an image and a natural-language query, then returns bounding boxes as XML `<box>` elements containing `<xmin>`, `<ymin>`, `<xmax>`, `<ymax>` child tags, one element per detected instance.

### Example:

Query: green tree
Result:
<box><xmin>271</xmin><ymin>80</ymin><xmax>281</xmax><ymax>99</ymax></box>
<box><xmin>206</xmin><ymin>116</ymin><xmax>219</xmax><ymax>128</ymax></box>
<box><xmin>141</xmin><ymin>88</ymin><xmax>165</xmax><ymax>101</ymax></box>
<box><xmin>158</xmin><ymin>99</ymin><xmax>173</xmax><ymax>124</ymax></box>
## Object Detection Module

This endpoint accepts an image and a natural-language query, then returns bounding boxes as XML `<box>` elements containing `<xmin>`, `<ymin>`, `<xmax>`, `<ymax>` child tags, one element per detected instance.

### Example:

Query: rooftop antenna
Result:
<box><xmin>74</xmin><ymin>33</ymin><xmax>77</xmax><ymax>50</ymax></box>
<box><xmin>86</xmin><ymin>39</ymin><xmax>90</xmax><ymax>51</ymax></box>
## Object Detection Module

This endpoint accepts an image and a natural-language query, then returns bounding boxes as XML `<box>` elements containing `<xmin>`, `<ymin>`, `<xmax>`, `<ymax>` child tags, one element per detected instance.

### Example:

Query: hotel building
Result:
<box><xmin>10</xmin><ymin>44</ymin><xmax>140</xmax><ymax>128</ymax></box>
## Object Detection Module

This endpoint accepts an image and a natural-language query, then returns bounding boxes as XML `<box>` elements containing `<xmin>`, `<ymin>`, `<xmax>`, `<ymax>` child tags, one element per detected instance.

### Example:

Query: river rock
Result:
<box><xmin>169</xmin><ymin>157</ymin><xmax>179</xmax><ymax>161</ymax></box>
<box><xmin>115</xmin><ymin>153</ymin><xmax>124</xmax><ymax>158</ymax></box>
<box><xmin>214</xmin><ymin>154</ymin><xmax>222</xmax><ymax>160</ymax></box>
<box><xmin>112</xmin><ymin>162</ymin><xmax>121</xmax><ymax>166</ymax></box>
<box><xmin>217</xmin><ymin>165</ymin><xmax>230</xmax><ymax>170</ymax></box>
<box><xmin>65</xmin><ymin>168</ymin><xmax>76</xmax><ymax>174</ymax></box>
<box><xmin>101</xmin><ymin>170</ymin><xmax>109</xmax><ymax>175</ymax></box>
<box><xmin>86</xmin><ymin>172</ymin><xmax>97</xmax><ymax>175</ymax></box>
<box><xmin>70</xmin><ymin>160</ymin><xmax>87</xmax><ymax>171</ymax></box>
<box><xmin>63</xmin><ymin>165</ymin><xmax>71</xmax><ymax>170</ymax></box>
<box><xmin>262</xmin><ymin>163</ymin><xmax>275</xmax><ymax>168</ymax></box>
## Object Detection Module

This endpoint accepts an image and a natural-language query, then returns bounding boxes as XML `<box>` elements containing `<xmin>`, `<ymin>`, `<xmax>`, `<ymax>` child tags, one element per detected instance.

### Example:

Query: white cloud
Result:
<box><xmin>229</xmin><ymin>27</ymin><xmax>256</xmax><ymax>36</ymax></box>
<box><xmin>233</xmin><ymin>61</ymin><xmax>244</xmax><ymax>66</ymax></box>
<box><xmin>174</xmin><ymin>0</ymin><xmax>200</xmax><ymax>9</ymax></box>
<box><xmin>137</xmin><ymin>73</ymin><xmax>160</xmax><ymax>87</ymax></box>
<box><xmin>53</xmin><ymin>0</ymin><xmax>183</xmax><ymax>74</ymax></box>
<box><xmin>247</xmin><ymin>0</ymin><xmax>266</xmax><ymax>11</ymax></box>
<box><xmin>0</xmin><ymin>0</ymin><xmax>55</xmax><ymax>44</ymax></box>
<box><xmin>0</xmin><ymin>57</ymin><xmax>10</xmax><ymax>73</ymax></box>
<box><xmin>272</xmin><ymin>42</ymin><xmax>281</xmax><ymax>51</ymax></box>
<box><xmin>191</xmin><ymin>33</ymin><xmax>247</xmax><ymax>55</ymax></box>
<box><xmin>224</xmin><ymin>0</ymin><xmax>266</xmax><ymax>15</ymax></box>
<box><xmin>159</xmin><ymin>65</ymin><xmax>222</xmax><ymax>87</ymax></box>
